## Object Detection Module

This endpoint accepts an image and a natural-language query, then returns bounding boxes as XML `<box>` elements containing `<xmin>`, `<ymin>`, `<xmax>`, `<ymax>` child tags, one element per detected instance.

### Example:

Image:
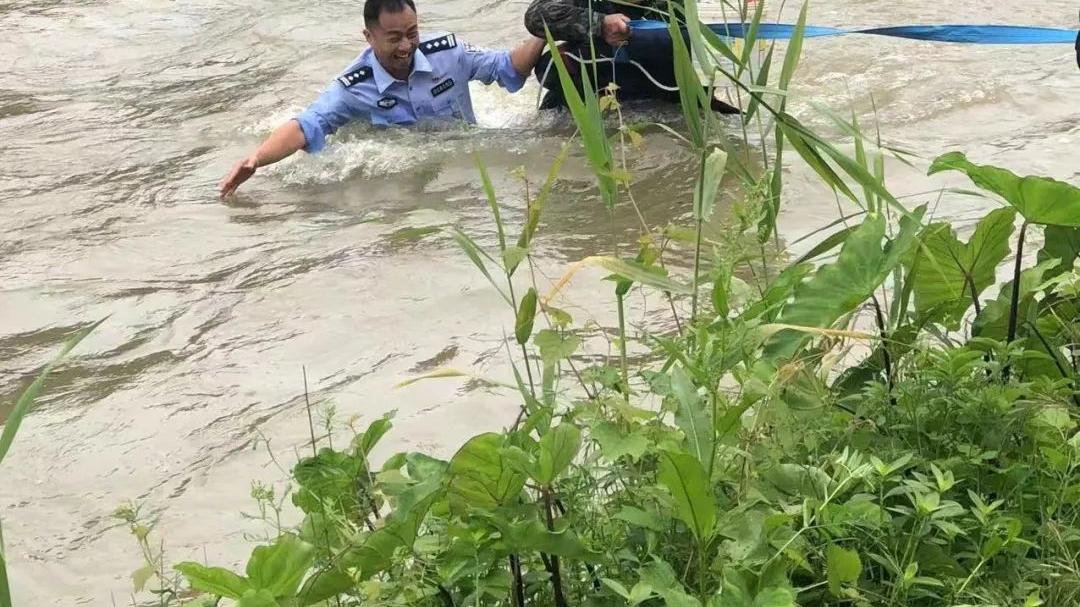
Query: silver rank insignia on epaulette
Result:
<box><xmin>420</xmin><ymin>34</ymin><xmax>457</xmax><ymax>54</ymax></box>
<box><xmin>337</xmin><ymin>67</ymin><xmax>372</xmax><ymax>87</ymax></box>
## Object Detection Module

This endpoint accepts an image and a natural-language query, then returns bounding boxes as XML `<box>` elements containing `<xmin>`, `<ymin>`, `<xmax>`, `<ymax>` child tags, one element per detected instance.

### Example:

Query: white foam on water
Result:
<box><xmin>251</xmin><ymin>83</ymin><xmax>562</xmax><ymax>186</ymax></box>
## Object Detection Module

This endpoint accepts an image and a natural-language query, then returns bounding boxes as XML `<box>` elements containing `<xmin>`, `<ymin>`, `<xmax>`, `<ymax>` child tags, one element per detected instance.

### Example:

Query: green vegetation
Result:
<box><xmin>3</xmin><ymin>2</ymin><xmax>1079</xmax><ymax>606</ymax></box>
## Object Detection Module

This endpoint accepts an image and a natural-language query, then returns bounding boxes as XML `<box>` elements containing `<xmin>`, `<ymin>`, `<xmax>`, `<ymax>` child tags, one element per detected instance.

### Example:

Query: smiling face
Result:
<box><xmin>364</xmin><ymin>5</ymin><xmax>420</xmax><ymax>80</ymax></box>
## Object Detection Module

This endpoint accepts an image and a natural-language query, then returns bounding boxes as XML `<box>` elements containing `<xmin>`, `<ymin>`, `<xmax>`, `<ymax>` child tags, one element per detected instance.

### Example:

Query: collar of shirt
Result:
<box><xmin>368</xmin><ymin>49</ymin><xmax>434</xmax><ymax>94</ymax></box>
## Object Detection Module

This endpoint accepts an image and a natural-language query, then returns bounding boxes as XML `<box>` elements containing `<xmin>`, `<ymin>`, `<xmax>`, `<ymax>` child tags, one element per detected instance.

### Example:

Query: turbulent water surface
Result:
<box><xmin>1</xmin><ymin>0</ymin><xmax>1077</xmax><ymax>603</ymax></box>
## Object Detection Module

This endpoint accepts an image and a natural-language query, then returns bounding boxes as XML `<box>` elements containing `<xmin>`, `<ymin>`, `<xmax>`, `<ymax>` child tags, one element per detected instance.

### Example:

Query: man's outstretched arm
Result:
<box><xmin>218</xmin><ymin>120</ymin><xmax>306</xmax><ymax>199</ymax></box>
<box><xmin>219</xmin><ymin>82</ymin><xmax>360</xmax><ymax>199</ymax></box>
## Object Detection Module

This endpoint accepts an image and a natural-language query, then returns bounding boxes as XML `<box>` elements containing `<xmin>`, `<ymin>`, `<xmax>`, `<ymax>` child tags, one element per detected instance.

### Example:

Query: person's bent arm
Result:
<box><xmin>524</xmin><ymin>0</ymin><xmax>599</xmax><ymax>43</ymax></box>
<box><xmin>463</xmin><ymin>37</ymin><xmax>543</xmax><ymax>92</ymax></box>
<box><xmin>218</xmin><ymin>120</ymin><xmax>306</xmax><ymax>199</ymax></box>
<box><xmin>510</xmin><ymin>36</ymin><xmax>546</xmax><ymax>76</ymax></box>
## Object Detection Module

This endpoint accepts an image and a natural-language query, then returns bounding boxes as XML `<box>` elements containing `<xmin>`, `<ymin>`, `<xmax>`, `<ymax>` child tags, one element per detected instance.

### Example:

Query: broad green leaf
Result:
<box><xmin>826</xmin><ymin>545</ymin><xmax>862</xmax><ymax>595</ymax></box>
<box><xmin>406</xmin><ymin>452</ymin><xmax>447</xmax><ymax>483</ymax></box>
<box><xmin>715</xmin><ymin>570</ymin><xmax>795</xmax><ymax>607</ymax></box>
<box><xmin>715</xmin><ymin>400</ymin><xmax>754</xmax><ymax>441</ymax></box>
<box><xmin>1038</xmin><ymin>225</ymin><xmax>1080</xmax><ymax>278</ymax></box>
<box><xmin>546</xmin><ymin>305</ymin><xmax>573</xmax><ymax>329</ymax></box>
<box><xmin>637</xmin><ymin>559</ymin><xmax>677</xmax><ymax>591</ymax></box>
<box><xmin>973</xmin><ymin>258</ymin><xmax>1059</xmax><ymax>339</ymax></box>
<box><xmin>132</xmin><ymin>564</ymin><xmax>155</xmax><ymax>592</ymax></box>
<box><xmin>534</xmin><ymin>329</ymin><xmax>580</xmax><ymax>366</ymax></box>
<box><xmin>342</xmin><ymin>490</ymin><xmax>439</xmax><ymax>579</ymax></box>
<box><xmin>663</xmin><ymin>590</ymin><xmax>702</xmax><ymax>607</ymax></box>
<box><xmin>502</xmin><ymin>245</ymin><xmax>529</xmax><ymax>276</ymax></box>
<box><xmin>1</xmin><ymin>318</ymin><xmax>103</xmax><ymax>466</ymax></box>
<box><xmin>591</xmin><ymin>422</ymin><xmax>650</xmax><ymax>461</ymax></box>
<box><xmin>356</xmin><ymin>411</ymin><xmax>394</xmax><ymax>456</ymax></box>
<box><xmin>535</xmin><ymin>423</ymin><xmax>581</xmax><ymax>485</ymax></box>
<box><xmin>637</xmin><ymin>559</ymin><xmax>702</xmax><ymax>607</ymax></box>
<box><xmin>630</xmin><ymin>582</ymin><xmax>658</xmax><ymax>605</ymax></box>
<box><xmin>296</xmin><ymin>568</ymin><xmax>353</xmax><ymax>606</ymax></box>
<box><xmin>717</xmin><ymin>569</ymin><xmax>754</xmax><ymax>607</ymax></box>
<box><xmin>657</xmin><ymin>451</ymin><xmax>716</xmax><ymax>542</ymax></box>
<box><xmin>494</xmin><ymin>519</ymin><xmax>601</xmax><ymax>561</ymax></box>
<box><xmin>236</xmin><ymin>589</ymin><xmax>280</xmax><ymax>607</ymax></box>
<box><xmin>246</xmin><ymin>534</ymin><xmax>316</xmax><ymax>597</ymax></box>
<box><xmin>584</xmin><ymin>256</ymin><xmax>692</xmax><ymax>294</ymax></box>
<box><xmin>764</xmin><ymin>209</ymin><xmax>926</xmax><ymax>360</ymax></box>
<box><xmin>614</xmin><ymin>506</ymin><xmax>664</xmax><ymax>532</ymax></box>
<box><xmin>515</xmin><ymin>288</ymin><xmax>538</xmax><ymax>346</ymax></box>
<box><xmin>694</xmin><ymin>148</ymin><xmax>728</xmax><ymax>222</ymax></box>
<box><xmin>447</xmin><ymin>433</ymin><xmax>526</xmax><ymax>511</ymax></box>
<box><xmin>175</xmin><ymin>562</ymin><xmax>252</xmax><ymax>598</ymax></box>
<box><xmin>911</xmin><ymin>208</ymin><xmax>1016</xmax><ymax>328</ymax></box>
<box><xmin>602</xmin><ymin>578</ymin><xmax>632</xmax><ymax>600</ymax></box>
<box><xmin>753</xmin><ymin>588</ymin><xmax>796</xmax><ymax>607</ymax></box>
<box><xmin>763</xmin><ymin>464</ymin><xmax>830</xmax><ymax>499</ymax></box>
<box><xmin>929</xmin><ymin>152</ymin><xmax>1080</xmax><ymax>227</ymax></box>
<box><xmin>671</xmin><ymin>366</ymin><xmax>713</xmax><ymax>469</ymax></box>
<box><xmin>291</xmin><ymin>448</ymin><xmax>368</xmax><ymax>518</ymax></box>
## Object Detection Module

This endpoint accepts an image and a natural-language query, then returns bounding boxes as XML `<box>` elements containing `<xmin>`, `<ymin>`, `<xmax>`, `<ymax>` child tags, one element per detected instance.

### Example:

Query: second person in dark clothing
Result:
<box><xmin>524</xmin><ymin>0</ymin><xmax>740</xmax><ymax>113</ymax></box>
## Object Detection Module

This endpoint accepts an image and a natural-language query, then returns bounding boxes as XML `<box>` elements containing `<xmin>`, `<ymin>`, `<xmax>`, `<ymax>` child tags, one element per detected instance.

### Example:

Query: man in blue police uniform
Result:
<box><xmin>219</xmin><ymin>0</ymin><xmax>545</xmax><ymax>198</ymax></box>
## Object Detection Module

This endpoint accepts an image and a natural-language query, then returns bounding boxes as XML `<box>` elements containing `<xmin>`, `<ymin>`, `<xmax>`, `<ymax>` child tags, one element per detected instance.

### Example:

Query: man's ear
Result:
<box><xmin>363</xmin><ymin>28</ymin><xmax>373</xmax><ymax>44</ymax></box>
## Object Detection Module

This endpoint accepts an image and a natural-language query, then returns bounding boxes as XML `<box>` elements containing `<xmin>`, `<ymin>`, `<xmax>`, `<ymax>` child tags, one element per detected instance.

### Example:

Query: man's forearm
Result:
<box><xmin>251</xmin><ymin>120</ymin><xmax>308</xmax><ymax>167</ymax></box>
<box><xmin>510</xmin><ymin>37</ymin><xmax>546</xmax><ymax>76</ymax></box>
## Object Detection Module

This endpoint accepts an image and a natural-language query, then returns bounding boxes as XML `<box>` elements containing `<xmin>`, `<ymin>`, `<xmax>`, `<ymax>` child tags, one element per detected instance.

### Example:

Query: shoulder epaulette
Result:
<box><xmin>337</xmin><ymin>66</ymin><xmax>372</xmax><ymax>87</ymax></box>
<box><xmin>420</xmin><ymin>34</ymin><xmax>457</xmax><ymax>55</ymax></box>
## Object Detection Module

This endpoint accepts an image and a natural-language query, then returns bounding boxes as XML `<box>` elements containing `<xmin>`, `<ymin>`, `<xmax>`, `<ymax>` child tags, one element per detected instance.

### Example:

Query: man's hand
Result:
<box><xmin>219</xmin><ymin>156</ymin><xmax>258</xmax><ymax>199</ymax></box>
<box><xmin>217</xmin><ymin>120</ymin><xmax>307</xmax><ymax>199</ymax></box>
<box><xmin>601</xmin><ymin>13</ymin><xmax>631</xmax><ymax>46</ymax></box>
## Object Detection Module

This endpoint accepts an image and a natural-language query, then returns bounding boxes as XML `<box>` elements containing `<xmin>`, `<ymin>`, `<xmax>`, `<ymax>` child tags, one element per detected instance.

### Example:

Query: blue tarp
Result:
<box><xmin>628</xmin><ymin>20</ymin><xmax>1080</xmax><ymax>45</ymax></box>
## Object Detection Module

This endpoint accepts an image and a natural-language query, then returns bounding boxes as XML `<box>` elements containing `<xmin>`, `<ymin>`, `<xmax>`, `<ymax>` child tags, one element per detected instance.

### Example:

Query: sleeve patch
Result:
<box><xmin>463</xmin><ymin>41</ymin><xmax>492</xmax><ymax>53</ymax></box>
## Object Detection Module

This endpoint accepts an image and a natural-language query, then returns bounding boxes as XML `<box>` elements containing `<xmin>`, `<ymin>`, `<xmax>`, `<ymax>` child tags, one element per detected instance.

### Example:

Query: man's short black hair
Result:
<box><xmin>364</xmin><ymin>0</ymin><xmax>416</xmax><ymax>27</ymax></box>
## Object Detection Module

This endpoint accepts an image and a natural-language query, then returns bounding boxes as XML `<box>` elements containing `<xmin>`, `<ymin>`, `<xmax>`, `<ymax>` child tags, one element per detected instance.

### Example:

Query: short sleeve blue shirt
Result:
<box><xmin>294</xmin><ymin>33</ymin><xmax>526</xmax><ymax>153</ymax></box>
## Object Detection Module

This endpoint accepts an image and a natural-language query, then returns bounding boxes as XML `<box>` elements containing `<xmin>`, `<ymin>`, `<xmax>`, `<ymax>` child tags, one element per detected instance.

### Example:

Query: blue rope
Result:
<box><xmin>629</xmin><ymin>19</ymin><xmax>1080</xmax><ymax>44</ymax></box>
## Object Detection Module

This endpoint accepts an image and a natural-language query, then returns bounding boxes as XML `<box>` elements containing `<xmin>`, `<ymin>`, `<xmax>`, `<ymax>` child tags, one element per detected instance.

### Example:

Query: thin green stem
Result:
<box><xmin>617</xmin><ymin>293</ymin><xmax>630</xmax><ymax>403</ymax></box>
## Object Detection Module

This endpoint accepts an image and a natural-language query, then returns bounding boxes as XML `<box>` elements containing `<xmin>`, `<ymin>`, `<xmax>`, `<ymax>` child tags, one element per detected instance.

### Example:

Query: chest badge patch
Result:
<box><xmin>377</xmin><ymin>97</ymin><xmax>397</xmax><ymax>109</ymax></box>
<box><xmin>430</xmin><ymin>78</ymin><xmax>455</xmax><ymax>98</ymax></box>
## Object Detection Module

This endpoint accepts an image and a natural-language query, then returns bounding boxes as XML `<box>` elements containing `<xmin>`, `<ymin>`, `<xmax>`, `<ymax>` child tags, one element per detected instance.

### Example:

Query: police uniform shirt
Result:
<box><xmin>295</xmin><ymin>33</ymin><xmax>525</xmax><ymax>153</ymax></box>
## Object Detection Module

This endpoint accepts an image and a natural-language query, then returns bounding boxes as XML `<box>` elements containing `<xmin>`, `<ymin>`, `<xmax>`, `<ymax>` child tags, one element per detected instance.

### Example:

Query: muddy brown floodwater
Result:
<box><xmin>1</xmin><ymin>0</ymin><xmax>1077</xmax><ymax>603</ymax></box>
